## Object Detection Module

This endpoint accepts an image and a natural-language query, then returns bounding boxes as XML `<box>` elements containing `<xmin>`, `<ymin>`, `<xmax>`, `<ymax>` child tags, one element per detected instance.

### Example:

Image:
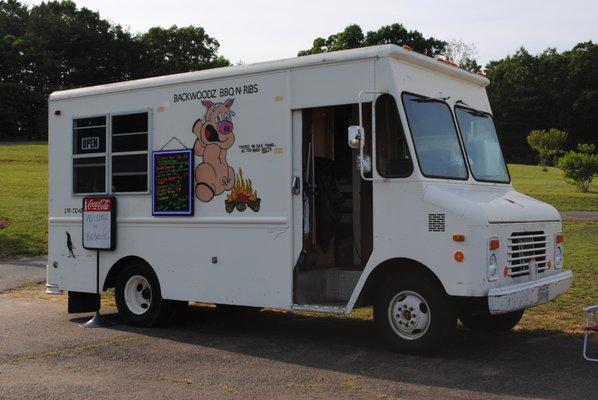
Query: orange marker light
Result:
<box><xmin>556</xmin><ymin>233</ymin><xmax>564</xmax><ymax>244</ymax></box>
<box><xmin>454</xmin><ymin>251</ymin><xmax>464</xmax><ymax>262</ymax></box>
<box><xmin>452</xmin><ymin>234</ymin><xmax>465</xmax><ymax>242</ymax></box>
<box><xmin>402</xmin><ymin>45</ymin><xmax>413</xmax><ymax>51</ymax></box>
<box><xmin>503</xmin><ymin>266</ymin><xmax>509</xmax><ymax>277</ymax></box>
<box><xmin>489</xmin><ymin>238</ymin><xmax>500</xmax><ymax>250</ymax></box>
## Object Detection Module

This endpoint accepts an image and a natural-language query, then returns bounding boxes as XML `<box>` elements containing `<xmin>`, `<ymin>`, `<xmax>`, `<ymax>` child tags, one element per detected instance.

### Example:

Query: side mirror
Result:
<box><xmin>347</xmin><ymin>125</ymin><xmax>362</xmax><ymax>149</ymax></box>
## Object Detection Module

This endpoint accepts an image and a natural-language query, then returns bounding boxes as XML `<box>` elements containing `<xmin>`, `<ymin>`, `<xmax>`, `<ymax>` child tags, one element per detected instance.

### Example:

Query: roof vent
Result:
<box><xmin>428</xmin><ymin>213</ymin><xmax>445</xmax><ymax>232</ymax></box>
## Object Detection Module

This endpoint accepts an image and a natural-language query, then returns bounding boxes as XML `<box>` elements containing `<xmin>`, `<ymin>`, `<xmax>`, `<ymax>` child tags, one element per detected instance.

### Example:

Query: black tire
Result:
<box><xmin>460</xmin><ymin>310</ymin><xmax>524</xmax><ymax>332</ymax></box>
<box><xmin>373</xmin><ymin>273</ymin><xmax>456</xmax><ymax>355</ymax></box>
<box><xmin>115</xmin><ymin>262</ymin><xmax>174</xmax><ymax>327</ymax></box>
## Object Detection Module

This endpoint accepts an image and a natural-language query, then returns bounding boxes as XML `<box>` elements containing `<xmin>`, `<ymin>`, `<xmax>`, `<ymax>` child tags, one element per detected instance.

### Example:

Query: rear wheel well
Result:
<box><xmin>103</xmin><ymin>256</ymin><xmax>152</xmax><ymax>291</ymax></box>
<box><xmin>356</xmin><ymin>258</ymin><xmax>447</xmax><ymax>307</ymax></box>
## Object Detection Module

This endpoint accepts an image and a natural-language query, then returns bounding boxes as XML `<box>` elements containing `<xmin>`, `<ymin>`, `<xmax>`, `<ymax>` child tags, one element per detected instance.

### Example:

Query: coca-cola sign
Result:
<box><xmin>82</xmin><ymin>196</ymin><xmax>116</xmax><ymax>250</ymax></box>
<box><xmin>84</xmin><ymin>198</ymin><xmax>113</xmax><ymax>212</ymax></box>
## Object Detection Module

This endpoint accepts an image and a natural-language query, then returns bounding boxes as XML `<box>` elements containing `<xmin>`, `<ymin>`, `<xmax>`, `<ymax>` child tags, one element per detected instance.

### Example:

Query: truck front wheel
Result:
<box><xmin>460</xmin><ymin>310</ymin><xmax>524</xmax><ymax>332</ymax></box>
<box><xmin>373</xmin><ymin>274</ymin><xmax>456</xmax><ymax>354</ymax></box>
<box><xmin>115</xmin><ymin>262</ymin><xmax>174</xmax><ymax>327</ymax></box>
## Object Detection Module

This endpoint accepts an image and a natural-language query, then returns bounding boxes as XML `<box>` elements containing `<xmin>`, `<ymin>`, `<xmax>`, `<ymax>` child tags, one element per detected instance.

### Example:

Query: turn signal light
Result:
<box><xmin>454</xmin><ymin>251</ymin><xmax>464</xmax><ymax>262</ymax></box>
<box><xmin>452</xmin><ymin>234</ymin><xmax>465</xmax><ymax>242</ymax></box>
<box><xmin>556</xmin><ymin>233</ymin><xmax>564</xmax><ymax>243</ymax></box>
<box><xmin>489</xmin><ymin>238</ymin><xmax>500</xmax><ymax>250</ymax></box>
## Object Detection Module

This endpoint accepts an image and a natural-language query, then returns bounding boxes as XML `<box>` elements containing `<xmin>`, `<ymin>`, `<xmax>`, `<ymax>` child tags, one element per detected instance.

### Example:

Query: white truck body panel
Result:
<box><xmin>48</xmin><ymin>45</ymin><xmax>570</xmax><ymax>314</ymax></box>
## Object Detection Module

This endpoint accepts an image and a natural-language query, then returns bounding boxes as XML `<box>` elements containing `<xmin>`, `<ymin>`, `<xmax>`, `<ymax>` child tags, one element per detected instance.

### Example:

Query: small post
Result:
<box><xmin>81</xmin><ymin>249</ymin><xmax>113</xmax><ymax>328</ymax></box>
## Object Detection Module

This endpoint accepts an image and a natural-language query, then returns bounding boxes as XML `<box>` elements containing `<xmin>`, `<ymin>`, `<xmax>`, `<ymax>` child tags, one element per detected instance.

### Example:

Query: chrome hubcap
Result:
<box><xmin>388</xmin><ymin>290</ymin><xmax>431</xmax><ymax>340</ymax></box>
<box><xmin>124</xmin><ymin>275</ymin><xmax>152</xmax><ymax>315</ymax></box>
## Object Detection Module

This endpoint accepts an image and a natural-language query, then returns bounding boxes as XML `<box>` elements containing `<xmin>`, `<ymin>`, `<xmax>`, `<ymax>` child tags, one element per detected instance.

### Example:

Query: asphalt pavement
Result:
<box><xmin>0</xmin><ymin>284</ymin><xmax>596</xmax><ymax>400</ymax></box>
<box><xmin>0</xmin><ymin>256</ymin><xmax>47</xmax><ymax>292</ymax></box>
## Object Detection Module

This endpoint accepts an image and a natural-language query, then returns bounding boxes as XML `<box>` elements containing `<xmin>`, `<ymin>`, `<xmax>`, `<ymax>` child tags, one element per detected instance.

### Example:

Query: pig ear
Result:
<box><xmin>224</xmin><ymin>98</ymin><xmax>235</xmax><ymax>108</ymax></box>
<box><xmin>201</xmin><ymin>100</ymin><xmax>214</xmax><ymax>109</ymax></box>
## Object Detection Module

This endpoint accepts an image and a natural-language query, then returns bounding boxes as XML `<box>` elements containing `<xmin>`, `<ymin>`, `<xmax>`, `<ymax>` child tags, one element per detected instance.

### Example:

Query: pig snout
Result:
<box><xmin>218</xmin><ymin>120</ymin><xmax>233</xmax><ymax>135</ymax></box>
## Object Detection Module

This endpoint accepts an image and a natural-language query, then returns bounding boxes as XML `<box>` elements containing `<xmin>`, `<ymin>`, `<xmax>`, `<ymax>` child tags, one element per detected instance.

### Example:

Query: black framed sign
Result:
<box><xmin>152</xmin><ymin>149</ymin><xmax>194</xmax><ymax>216</ymax></box>
<box><xmin>82</xmin><ymin>196</ymin><xmax>116</xmax><ymax>250</ymax></box>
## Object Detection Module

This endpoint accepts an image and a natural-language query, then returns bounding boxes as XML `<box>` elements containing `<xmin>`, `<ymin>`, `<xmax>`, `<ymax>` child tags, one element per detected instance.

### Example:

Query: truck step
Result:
<box><xmin>292</xmin><ymin>304</ymin><xmax>346</xmax><ymax>314</ymax></box>
<box><xmin>294</xmin><ymin>268</ymin><xmax>362</xmax><ymax>304</ymax></box>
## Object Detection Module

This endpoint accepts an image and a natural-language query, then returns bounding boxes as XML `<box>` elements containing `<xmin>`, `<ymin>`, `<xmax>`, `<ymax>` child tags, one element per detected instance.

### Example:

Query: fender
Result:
<box><xmin>103</xmin><ymin>255</ymin><xmax>152</xmax><ymax>291</ymax></box>
<box><xmin>344</xmin><ymin>256</ymin><xmax>446</xmax><ymax>314</ymax></box>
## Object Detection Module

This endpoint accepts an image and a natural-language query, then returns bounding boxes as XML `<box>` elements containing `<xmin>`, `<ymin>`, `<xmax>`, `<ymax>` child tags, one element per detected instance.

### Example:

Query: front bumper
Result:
<box><xmin>488</xmin><ymin>270</ymin><xmax>573</xmax><ymax>314</ymax></box>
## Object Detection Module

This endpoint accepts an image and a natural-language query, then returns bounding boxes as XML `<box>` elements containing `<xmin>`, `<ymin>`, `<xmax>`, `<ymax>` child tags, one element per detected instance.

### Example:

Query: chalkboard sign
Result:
<box><xmin>152</xmin><ymin>149</ymin><xmax>194</xmax><ymax>216</ymax></box>
<box><xmin>82</xmin><ymin>196</ymin><xmax>116</xmax><ymax>250</ymax></box>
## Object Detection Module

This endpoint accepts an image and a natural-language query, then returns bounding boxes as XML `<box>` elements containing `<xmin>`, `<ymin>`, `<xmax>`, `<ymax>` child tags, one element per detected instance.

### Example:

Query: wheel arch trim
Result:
<box><xmin>345</xmin><ymin>257</ymin><xmax>447</xmax><ymax>313</ymax></box>
<box><xmin>103</xmin><ymin>255</ymin><xmax>156</xmax><ymax>291</ymax></box>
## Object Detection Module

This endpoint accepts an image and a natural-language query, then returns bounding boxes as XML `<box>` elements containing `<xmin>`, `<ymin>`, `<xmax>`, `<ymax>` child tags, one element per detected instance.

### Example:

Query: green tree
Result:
<box><xmin>486</xmin><ymin>43</ymin><xmax>598</xmax><ymax>162</ymax></box>
<box><xmin>577</xmin><ymin>143</ymin><xmax>596</xmax><ymax>154</ymax></box>
<box><xmin>364</xmin><ymin>23</ymin><xmax>446</xmax><ymax>57</ymax></box>
<box><xmin>459</xmin><ymin>58</ymin><xmax>481</xmax><ymax>73</ymax></box>
<box><xmin>138</xmin><ymin>25</ymin><xmax>230</xmax><ymax>77</ymax></box>
<box><xmin>298</xmin><ymin>23</ymin><xmax>446</xmax><ymax>57</ymax></box>
<box><xmin>557</xmin><ymin>145</ymin><xmax>598</xmax><ymax>192</ymax></box>
<box><xmin>527</xmin><ymin>129</ymin><xmax>568</xmax><ymax>170</ymax></box>
<box><xmin>0</xmin><ymin>0</ymin><xmax>229</xmax><ymax>140</ymax></box>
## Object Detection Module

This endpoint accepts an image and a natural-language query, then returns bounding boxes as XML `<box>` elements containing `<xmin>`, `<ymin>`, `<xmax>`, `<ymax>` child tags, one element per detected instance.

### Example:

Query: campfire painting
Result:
<box><xmin>225</xmin><ymin>168</ymin><xmax>261</xmax><ymax>213</ymax></box>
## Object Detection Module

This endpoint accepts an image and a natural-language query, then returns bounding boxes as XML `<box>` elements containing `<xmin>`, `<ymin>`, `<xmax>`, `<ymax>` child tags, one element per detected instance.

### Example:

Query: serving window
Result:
<box><xmin>111</xmin><ymin>113</ymin><xmax>149</xmax><ymax>193</ymax></box>
<box><xmin>72</xmin><ymin>112</ymin><xmax>150</xmax><ymax>194</ymax></box>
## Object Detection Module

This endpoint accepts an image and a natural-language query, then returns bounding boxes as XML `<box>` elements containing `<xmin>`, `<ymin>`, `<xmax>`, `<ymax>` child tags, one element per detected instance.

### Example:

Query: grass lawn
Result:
<box><xmin>520</xmin><ymin>221</ymin><xmax>598</xmax><ymax>332</ymax></box>
<box><xmin>1</xmin><ymin>143</ymin><xmax>597</xmax><ymax>332</ymax></box>
<box><xmin>509</xmin><ymin>163</ymin><xmax>598</xmax><ymax>212</ymax></box>
<box><xmin>0</xmin><ymin>142</ymin><xmax>47</xmax><ymax>260</ymax></box>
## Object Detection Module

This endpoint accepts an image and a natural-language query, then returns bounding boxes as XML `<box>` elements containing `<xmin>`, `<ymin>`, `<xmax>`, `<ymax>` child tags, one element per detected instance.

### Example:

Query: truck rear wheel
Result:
<box><xmin>460</xmin><ymin>310</ymin><xmax>524</xmax><ymax>332</ymax></box>
<box><xmin>115</xmin><ymin>262</ymin><xmax>174</xmax><ymax>327</ymax></box>
<box><xmin>373</xmin><ymin>273</ymin><xmax>456</xmax><ymax>354</ymax></box>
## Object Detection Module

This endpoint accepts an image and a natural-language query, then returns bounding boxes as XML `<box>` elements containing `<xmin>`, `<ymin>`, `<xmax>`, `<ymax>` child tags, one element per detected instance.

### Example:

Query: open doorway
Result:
<box><xmin>294</xmin><ymin>104</ymin><xmax>373</xmax><ymax>306</ymax></box>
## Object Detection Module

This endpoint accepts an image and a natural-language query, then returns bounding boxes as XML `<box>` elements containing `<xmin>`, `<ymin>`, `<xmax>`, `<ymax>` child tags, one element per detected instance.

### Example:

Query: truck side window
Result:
<box><xmin>111</xmin><ymin>112</ymin><xmax>149</xmax><ymax>192</ymax></box>
<box><xmin>375</xmin><ymin>94</ymin><xmax>413</xmax><ymax>178</ymax></box>
<box><xmin>73</xmin><ymin>116</ymin><xmax>107</xmax><ymax>194</ymax></box>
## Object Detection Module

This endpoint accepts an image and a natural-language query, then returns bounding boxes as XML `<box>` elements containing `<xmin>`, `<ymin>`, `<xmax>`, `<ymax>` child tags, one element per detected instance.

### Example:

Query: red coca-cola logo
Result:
<box><xmin>85</xmin><ymin>198</ymin><xmax>112</xmax><ymax>212</ymax></box>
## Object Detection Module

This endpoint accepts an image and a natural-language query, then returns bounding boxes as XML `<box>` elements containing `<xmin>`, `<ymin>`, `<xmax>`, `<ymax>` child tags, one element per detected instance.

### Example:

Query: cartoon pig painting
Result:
<box><xmin>192</xmin><ymin>98</ymin><xmax>236</xmax><ymax>202</ymax></box>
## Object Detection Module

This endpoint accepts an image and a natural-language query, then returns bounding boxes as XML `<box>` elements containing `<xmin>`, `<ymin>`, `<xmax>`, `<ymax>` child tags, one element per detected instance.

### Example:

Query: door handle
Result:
<box><xmin>292</xmin><ymin>176</ymin><xmax>301</xmax><ymax>195</ymax></box>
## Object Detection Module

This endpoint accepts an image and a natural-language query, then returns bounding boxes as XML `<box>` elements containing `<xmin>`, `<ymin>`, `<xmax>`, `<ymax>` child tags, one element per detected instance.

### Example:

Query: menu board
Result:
<box><xmin>152</xmin><ymin>149</ymin><xmax>194</xmax><ymax>216</ymax></box>
<box><xmin>82</xmin><ymin>196</ymin><xmax>116</xmax><ymax>250</ymax></box>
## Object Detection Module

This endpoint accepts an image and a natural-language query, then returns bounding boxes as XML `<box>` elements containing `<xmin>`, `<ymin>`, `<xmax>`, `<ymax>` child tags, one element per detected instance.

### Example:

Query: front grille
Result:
<box><xmin>507</xmin><ymin>231</ymin><xmax>548</xmax><ymax>277</ymax></box>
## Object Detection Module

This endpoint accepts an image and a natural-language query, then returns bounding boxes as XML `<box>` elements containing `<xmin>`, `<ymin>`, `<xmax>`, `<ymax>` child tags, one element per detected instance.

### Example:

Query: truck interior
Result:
<box><xmin>293</xmin><ymin>103</ymin><xmax>373</xmax><ymax>306</ymax></box>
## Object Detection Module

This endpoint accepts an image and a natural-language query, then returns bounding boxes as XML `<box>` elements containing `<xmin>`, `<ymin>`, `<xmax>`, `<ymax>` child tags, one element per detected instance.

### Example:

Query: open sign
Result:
<box><xmin>81</xmin><ymin>136</ymin><xmax>100</xmax><ymax>151</ymax></box>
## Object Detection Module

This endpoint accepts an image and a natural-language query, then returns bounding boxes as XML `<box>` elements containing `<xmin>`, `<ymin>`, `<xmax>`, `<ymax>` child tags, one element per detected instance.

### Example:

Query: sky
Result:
<box><xmin>25</xmin><ymin>0</ymin><xmax>598</xmax><ymax>66</ymax></box>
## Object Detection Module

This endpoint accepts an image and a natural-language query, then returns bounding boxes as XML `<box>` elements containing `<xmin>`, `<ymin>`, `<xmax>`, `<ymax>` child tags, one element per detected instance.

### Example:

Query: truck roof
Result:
<box><xmin>49</xmin><ymin>44</ymin><xmax>490</xmax><ymax>101</ymax></box>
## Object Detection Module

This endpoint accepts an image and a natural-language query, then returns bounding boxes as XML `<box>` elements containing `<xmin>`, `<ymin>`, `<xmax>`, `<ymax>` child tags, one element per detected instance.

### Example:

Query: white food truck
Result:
<box><xmin>47</xmin><ymin>44</ymin><xmax>572</xmax><ymax>353</ymax></box>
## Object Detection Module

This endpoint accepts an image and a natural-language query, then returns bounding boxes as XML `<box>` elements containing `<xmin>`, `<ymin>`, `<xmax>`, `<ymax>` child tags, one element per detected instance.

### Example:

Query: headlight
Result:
<box><xmin>555</xmin><ymin>245</ymin><xmax>563</xmax><ymax>268</ymax></box>
<box><xmin>488</xmin><ymin>253</ymin><xmax>498</xmax><ymax>280</ymax></box>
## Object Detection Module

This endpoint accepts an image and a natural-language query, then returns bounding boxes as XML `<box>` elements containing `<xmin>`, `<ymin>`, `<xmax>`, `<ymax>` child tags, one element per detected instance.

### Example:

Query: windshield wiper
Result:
<box><xmin>465</xmin><ymin>109</ymin><xmax>488</xmax><ymax>118</ymax></box>
<box><xmin>456</xmin><ymin>100</ymin><xmax>488</xmax><ymax>117</ymax></box>
<box><xmin>412</xmin><ymin>95</ymin><xmax>450</xmax><ymax>103</ymax></box>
